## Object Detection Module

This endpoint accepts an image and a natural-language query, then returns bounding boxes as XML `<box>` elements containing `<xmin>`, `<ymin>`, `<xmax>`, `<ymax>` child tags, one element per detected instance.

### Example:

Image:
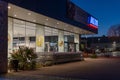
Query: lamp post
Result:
<box><xmin>112</xmin><ymin>41</ymin><xmax>116</xmax><ymax>51</ymax></box>
<box><xmin>85</xmin><ymin>37</ymin><xmax>87</xmax><ymax>49</ymax></box>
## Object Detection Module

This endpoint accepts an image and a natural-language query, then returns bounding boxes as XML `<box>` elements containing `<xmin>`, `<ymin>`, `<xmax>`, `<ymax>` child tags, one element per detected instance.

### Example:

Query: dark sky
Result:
<box><xmin>72</xmin><ymin>0</ymin><xmax>120</xmax><ymax>36</ymax></box>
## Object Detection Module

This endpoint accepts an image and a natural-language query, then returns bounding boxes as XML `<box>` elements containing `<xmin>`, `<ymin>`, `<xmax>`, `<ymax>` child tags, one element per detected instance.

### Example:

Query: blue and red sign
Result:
<box><xmin>88</xmin><ymin>16</ymin><xmax>98</xmax><ymax>29</ymax></box>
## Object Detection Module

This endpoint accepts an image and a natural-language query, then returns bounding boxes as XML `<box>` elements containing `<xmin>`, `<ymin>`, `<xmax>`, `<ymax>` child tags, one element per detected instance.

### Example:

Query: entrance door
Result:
<box><xmin>64</xmin><ymin>42</ymin><xmax>78</xmax><ymax>52</ymax></box>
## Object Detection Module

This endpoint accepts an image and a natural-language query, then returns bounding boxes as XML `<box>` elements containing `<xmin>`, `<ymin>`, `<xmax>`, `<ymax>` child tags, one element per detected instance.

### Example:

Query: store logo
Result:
<box><xmin>88</xmin><ymin>16</ymin><xmax>98</xmax><ymax>29</ymax></box>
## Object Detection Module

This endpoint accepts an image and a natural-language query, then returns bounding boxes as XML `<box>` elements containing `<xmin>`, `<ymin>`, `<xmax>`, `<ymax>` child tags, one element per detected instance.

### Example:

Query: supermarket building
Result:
<box><xmin>0</xmin><ymin>0</ymin><xmax>98</xmax><ymax>73</ymax></box>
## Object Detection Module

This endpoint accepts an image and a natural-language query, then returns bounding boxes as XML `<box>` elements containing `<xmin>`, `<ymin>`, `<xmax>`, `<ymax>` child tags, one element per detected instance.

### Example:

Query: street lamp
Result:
<box><xmin>85</xmin><ymin>35</ymin><xmax>88</xmax><ymax>48</ymax></box>
<box><xmin>112</xmin><ymin>41</ymin><xmax>116</xmax><ymax>51</ymax></box>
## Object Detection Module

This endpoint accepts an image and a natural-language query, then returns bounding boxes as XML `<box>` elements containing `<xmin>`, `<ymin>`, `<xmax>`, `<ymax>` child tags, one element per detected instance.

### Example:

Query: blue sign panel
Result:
<box><xmin>87</xmin><ymin>16</ymin><xmax>98</xmax><ymax>29</ymax></box>
<box><xmin>90</xmin><ymin>16</ymin><xmax>98</xmax><ymax>26</ymax></box>
<box><xmin>88</xmin><ymin>16</ymin><xmax>98</xmax><ymax>27</ymax></box>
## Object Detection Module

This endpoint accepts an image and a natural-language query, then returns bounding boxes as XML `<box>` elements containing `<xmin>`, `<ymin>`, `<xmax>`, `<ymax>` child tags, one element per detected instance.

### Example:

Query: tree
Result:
<box><xmin>107</xmin><ymin>24</ymin><xmax>120</xmax><ymax>37</ymax></box>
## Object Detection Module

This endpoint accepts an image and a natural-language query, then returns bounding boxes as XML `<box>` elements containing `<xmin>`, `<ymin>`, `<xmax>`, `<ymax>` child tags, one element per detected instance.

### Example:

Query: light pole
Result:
<box><xmin>85</xmin><ymin>35</ymin><xmax>88</xmax><ymax>48</ymax></box>
<box><xmin>112</xmin><ymin>41</ymin><xmax>116</xmax><ymax>51</ymax></box>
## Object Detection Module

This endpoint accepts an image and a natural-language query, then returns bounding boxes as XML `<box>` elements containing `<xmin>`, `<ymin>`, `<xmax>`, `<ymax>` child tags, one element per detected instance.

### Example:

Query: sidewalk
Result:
<box><xmin>0</xmin><ymin>73</ymin><xmax>82</xmax><ymax>80</ymax></box>
<box><xmin>1</xmin><ymin>58</ymin><xmax>120</xmax><ymax>80</ymax></box>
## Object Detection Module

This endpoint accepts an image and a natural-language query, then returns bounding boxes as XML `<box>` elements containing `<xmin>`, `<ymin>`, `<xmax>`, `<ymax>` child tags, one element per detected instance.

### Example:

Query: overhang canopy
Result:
<box><xmin>8</xmin><ymin>4</ymin><xmax>95</xmax><ymax>35</ymax></box>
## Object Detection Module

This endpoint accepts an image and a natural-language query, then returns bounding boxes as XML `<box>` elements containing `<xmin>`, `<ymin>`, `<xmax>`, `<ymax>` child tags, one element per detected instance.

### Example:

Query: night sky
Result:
<box><xmin>72</xmin><ymin>0</ymin><xmax>120</xmax><ymax>36</ymax></box>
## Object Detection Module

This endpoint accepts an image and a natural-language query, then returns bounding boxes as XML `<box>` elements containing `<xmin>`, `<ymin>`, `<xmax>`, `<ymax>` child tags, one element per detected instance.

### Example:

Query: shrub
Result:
<box><xmin>9</xmin><ymin>46</ymin><xmax>37</xmax><ymax>70</ymax></box>
<box><xmin>90</xmin><ymin>54</ymin><xmax>97</xmax><ymax>58</ymax></box>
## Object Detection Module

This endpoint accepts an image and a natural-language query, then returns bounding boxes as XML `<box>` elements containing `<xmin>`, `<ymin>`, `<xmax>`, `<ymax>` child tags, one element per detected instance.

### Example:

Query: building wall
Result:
<box><xmin>82</xmin><ymin>36</ymin><xmax>120</xmax><ymax>51</ymax></box>
<box><xmin>0</xmin><ymin>1</ymin><xmax>8</xmax><ymax>73</ymax></box>
<box><xmin>8</xmin><ymin>17</ymin><xmax>80</xmax><ymax>53</ymax></box>
<box><xmin>91</xmin><ymin>42</ymin><xmax>120</xmax><ymax>50</ymax></box>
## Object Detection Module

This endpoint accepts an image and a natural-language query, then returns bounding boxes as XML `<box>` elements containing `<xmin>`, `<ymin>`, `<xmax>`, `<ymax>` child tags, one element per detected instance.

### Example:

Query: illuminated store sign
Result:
<box><xmin>88</xmin><ymin>16</ymin><xmax>98</xmax><ymax>29</ymax></box>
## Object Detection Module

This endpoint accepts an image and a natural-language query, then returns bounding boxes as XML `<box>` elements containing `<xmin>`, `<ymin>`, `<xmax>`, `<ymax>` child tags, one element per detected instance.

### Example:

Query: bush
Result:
<box><xmin>90</xmin><ymin>54</ymin><xmax>97</xmax><ymax>58</ymax></box>
<box><xmin>44</xmin><ymin>61</ymin><xmax>53</xmax><ymax>66</ymax></box>
<box><xmin>9</xmin><ymin>46</ymin><xmax>38</xmax><ymax>70</ymax></box>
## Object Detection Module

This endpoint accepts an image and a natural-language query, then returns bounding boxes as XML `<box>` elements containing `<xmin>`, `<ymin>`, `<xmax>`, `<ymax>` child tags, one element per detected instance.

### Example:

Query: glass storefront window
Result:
<box><xmin>8</xmin><ymin>17</ymin><xmax>79</xmax><ymax>53</ymax></box>
<box><xmin>45</xmin><ymin>27</ymin><xmax>58</xmax><ymax>52</ymax></box>
<box><xmin>64</xmin><ymin>31</ymin><xmax>76</xmax><ymax>52</ymax></box>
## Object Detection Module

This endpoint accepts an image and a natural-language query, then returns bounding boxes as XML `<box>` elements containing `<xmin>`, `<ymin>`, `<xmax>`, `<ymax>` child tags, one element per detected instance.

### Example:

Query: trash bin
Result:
<box><xmin>11</xmin><ymin>60</ymin><xmax>19</xmax><ymax>72</ymax></box>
